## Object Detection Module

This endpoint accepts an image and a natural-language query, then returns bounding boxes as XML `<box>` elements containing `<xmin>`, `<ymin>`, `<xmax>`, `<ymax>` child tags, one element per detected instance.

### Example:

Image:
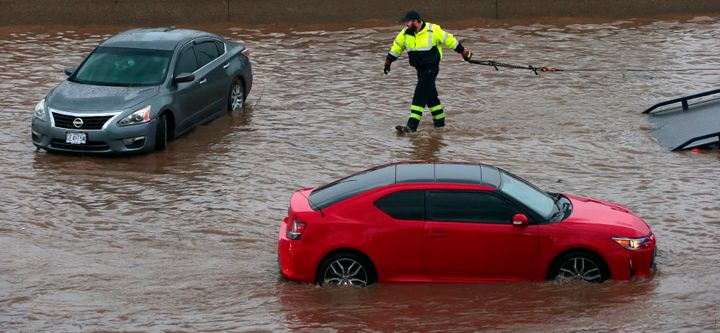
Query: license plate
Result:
<box><xmin>65</xmin><ymin>132</ymin><xmax>87</xmax><ymax>144</ymax></box>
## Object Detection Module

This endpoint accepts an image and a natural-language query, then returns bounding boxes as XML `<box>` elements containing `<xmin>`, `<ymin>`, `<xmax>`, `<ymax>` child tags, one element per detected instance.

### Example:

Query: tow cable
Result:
<box><xmin>467</xmin><ymin>59</ymin><xmax>720</xmax><ymax>75</ymax></box>
<box><xmin>468</xmin><ymin>59</ymin><xmax>556</xmax><ymax>75</ymax></box>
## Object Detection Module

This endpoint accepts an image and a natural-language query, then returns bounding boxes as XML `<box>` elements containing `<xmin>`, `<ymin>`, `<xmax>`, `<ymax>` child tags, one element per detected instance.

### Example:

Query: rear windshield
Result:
<box><xmin>309</xmin><ymin>165</ymin><xmax>395</xmax><ymax>209</ymax></box>
<box><xmin>71</xmin><ymin>47</ymin><xmax>172</xmax><ymax>86</ymax></box>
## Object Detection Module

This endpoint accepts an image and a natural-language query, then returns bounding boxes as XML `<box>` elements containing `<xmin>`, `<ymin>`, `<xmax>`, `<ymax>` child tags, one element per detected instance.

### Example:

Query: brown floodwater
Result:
<box><xmin>1</xmin><ymin>17</ymin><xmax>720</xmax><ymax>332</ymax></box>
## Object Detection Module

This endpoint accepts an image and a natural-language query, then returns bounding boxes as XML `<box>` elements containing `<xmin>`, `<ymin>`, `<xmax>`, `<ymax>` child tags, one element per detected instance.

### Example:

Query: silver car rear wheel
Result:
<box><xmin>229</xmin><ymin>80</ymin><xmax>244</xmax><ymax>112</ymax></box>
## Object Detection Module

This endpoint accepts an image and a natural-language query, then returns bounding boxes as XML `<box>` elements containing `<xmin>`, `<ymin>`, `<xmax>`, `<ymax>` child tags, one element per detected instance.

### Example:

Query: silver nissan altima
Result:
<box><xmin>31</xmin><ymin>27</ymin><xmax>253</xmax><ymax>154</ymax></box>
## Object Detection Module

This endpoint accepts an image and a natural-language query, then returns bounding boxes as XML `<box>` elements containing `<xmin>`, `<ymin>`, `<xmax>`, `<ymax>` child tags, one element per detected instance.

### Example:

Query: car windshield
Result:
<box><xmin>499</xmin><ymin>171</ymin><xmax>556</xmax><ymax>219</ymax></box>
<box><xmin>71</xmin><ymin>47</ymin><xmax>172</xmax><ymax>86</ymax></box>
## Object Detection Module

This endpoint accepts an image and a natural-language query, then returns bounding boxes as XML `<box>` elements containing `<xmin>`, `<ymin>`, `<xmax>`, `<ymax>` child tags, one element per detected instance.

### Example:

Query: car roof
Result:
<box><xmin>308</xmin><ymin>162</ymin><xmax>503</xmax><ymax>209</ymax></box>
<box><xmin>378</xmin><ymin>161</ymin><xmax>502</xmax><ymax>188</ymax></box>
<box><xmin>100</xmin><ymin>28</ymin><xmax>217</xmax><ymax>51</ymax></box>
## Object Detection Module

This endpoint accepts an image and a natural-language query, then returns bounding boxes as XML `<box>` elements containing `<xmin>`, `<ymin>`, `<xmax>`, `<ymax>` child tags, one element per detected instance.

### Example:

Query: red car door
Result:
<box><xmin>423</xmin><ymin>190</ymin><xmax>539</xmax><ymax>281</ymax></box>
<box><xmin>368</xmin><ymin>189</ymin><xmax>427</xmax><ymax>282</ymax></box>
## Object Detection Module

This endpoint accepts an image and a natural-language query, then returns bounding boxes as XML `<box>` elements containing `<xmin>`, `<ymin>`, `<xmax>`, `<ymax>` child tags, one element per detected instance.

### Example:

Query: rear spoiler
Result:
<box><xmin>642</xmin><ymin>87</ymin><xmax>720</xmax><ymax>114</ymax></box>
<box><xmin>642</xmin><ymin>88</ymin><xmax>720</xmax><ymax>151</ymax></box>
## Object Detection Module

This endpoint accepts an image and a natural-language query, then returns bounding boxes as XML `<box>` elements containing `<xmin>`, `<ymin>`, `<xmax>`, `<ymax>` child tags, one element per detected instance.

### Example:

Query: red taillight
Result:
<box><xmin>241</xmin><ymin>48</ymin><xmax>250</xmax><ymax>57</ymax></box>
<box><xmin>287</xmin><ymin>221</ymin><xmax>306</xmax><ymax>240</ymax></box>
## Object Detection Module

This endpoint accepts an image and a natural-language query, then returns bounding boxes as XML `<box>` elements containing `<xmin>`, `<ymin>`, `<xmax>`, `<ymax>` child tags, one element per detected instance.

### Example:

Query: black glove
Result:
<box><xmin>384</xmin><ymin>59</ymin><xmax>392</xmax><ymax>75</ymax></box>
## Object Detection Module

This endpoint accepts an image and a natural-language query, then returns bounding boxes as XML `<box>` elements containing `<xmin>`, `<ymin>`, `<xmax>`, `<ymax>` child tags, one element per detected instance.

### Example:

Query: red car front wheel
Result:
<box><xmin>551</xmin><ymin>251</ymin><xmax>610</xmax><ymax>283</ymax></box>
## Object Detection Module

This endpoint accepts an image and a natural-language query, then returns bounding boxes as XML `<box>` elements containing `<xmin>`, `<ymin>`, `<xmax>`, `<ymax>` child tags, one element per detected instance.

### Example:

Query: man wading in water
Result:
<box><xmin>384</xmin><ymin>10</ymin><xmax>473</xmax><ymax>133</ymax></box>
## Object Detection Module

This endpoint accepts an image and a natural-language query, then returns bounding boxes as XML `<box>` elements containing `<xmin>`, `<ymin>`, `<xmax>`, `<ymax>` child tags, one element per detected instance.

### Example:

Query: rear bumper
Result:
<box><xmin>277</xmin><ymin>220</ymin><xmax>318</xmax><ymax>283</ymax></box>
<box><xmin>31</xmin><ymin>117</ymin><xmax>157</xmax><ymax>154</ymax></box>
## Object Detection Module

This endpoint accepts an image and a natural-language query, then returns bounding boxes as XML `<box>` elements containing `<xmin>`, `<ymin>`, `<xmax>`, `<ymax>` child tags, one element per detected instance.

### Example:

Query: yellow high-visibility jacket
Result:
<box><xmin>387</xmin><ymin>22</ymin><xmax>464</xmax><ymax>67</ymax></box>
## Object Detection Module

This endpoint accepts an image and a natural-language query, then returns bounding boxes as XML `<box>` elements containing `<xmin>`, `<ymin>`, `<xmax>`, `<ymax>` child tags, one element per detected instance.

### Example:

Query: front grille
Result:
<box><xmin>50</xmin><ymin>139</ymin><xmax>110</xmax><ymax>152</ymax></box>
<box><xmin>52</xmin><ymin>112</ymin><xmax>113</xmax><ymax>130</ymax></box>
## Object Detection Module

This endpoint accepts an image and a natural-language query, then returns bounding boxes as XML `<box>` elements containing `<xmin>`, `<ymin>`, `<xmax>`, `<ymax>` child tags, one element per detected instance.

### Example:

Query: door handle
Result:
<box><xmin>199</xmin><ymin>78</ymin><xmax>207</xmax><ymax>85</ymax></box>
<box><xmin>429</xmin><ymin>230</ymin><xmax>448</xmax><ymax>239</ymax></box>
<box><xmin>223</xmin><ymin>63</ymin><xmax>230</xmax><ymax>69</ymax></box>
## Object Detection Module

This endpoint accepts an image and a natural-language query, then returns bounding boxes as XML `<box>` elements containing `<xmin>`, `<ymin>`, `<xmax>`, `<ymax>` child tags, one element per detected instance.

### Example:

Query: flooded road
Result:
<box><xmin>1</xmin><ymin>17</ymin><xmax>720</xmax><ymax>332</ymax></box>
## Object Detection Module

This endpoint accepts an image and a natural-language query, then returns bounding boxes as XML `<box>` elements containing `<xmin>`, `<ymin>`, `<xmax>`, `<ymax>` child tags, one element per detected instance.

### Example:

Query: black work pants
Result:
<box><xmin>407</xmin><ymin>62</ymin><xmax>445</xmax><ymax>130</ymax></box>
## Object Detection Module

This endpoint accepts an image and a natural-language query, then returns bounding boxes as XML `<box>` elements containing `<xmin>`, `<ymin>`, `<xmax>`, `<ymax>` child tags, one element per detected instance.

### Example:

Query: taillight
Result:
<box><xmin>241</xmin><ymin>48</ymin><xmax>250</xmax><ymax>57</ymax></box>
<box><xmin>287</xmin><ymin>221</ymin><xmax>306</xmax><ymax>240</ymax></box>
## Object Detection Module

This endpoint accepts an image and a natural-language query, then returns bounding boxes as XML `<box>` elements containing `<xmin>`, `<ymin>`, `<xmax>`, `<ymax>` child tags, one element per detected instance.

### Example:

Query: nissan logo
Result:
<box><xmin>73</xmin><ymin>118</ymin><xmax>83</xmax><ymax>128</ymax></box>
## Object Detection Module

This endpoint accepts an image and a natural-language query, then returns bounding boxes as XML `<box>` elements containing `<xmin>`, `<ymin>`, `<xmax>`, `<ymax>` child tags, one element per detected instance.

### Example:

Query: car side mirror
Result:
<box><xmin>512</xmin><ymin>213</ymin><xmax>529</xmax><ymax>227</ymax></box>
<box><xmin>173</xmin><ymin>73</ymin><xmax>195</xmax><ymax>84</ymax></box>
<box><xmin>64</xmin><ymin>67</ymin><xmax>76</xmax><ymax>76</ymax></box>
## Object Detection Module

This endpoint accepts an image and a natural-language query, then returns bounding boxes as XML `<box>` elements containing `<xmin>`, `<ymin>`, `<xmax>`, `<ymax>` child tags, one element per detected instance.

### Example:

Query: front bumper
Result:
<box><xmin>605</xmin><ymin>245</ymin><xmax>657</xmax><ymax>280</ymax></box>
<box><xmin>31</xmin><ymin>117</ymin><xmax>157</xmax><ymax>154</ymax></box>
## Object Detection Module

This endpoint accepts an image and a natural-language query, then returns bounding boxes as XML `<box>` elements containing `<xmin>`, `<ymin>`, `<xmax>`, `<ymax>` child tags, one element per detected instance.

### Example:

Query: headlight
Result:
<box><xmin>612</xmin><ymin>237</ymin><xmax>650</xmax><ymax>250</ymax></box>
<box><xmin>118</xmin><ymin>105</ymin><xmax>151</xmax><ymax>126</ymax></box>
<box><xmin>33</xmin><ymin>98</ymin><xmax>47</xmax><ymax>121</ymax></box>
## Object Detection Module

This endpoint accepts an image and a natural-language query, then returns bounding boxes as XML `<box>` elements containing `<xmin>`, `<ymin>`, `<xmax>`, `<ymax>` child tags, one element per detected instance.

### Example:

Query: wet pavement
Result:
<box><xmin>1</xmin><ymin>17</ymin><xmax>720</xmax><ymax>332</ymax></box>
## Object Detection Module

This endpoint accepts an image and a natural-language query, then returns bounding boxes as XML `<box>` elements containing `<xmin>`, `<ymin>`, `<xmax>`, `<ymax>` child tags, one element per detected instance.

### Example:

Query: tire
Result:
<box><xmin>228</xmin><ymin>78</ymin><xmax>245</xmax><ymax>112</ymax></box>
<box><xmin>155</xmin><ymin>113</ymin><xmax>167</xmax><ymax>151</ymax></box>
<box><xmin>550</xmin><ymin>251</ymin><xmax>610</xmax><ymax>283</ymax></box>
<box><xmin>317</xmin><ymin>252</ymin><xmax>377</xmax><ymax>287</ymax></box>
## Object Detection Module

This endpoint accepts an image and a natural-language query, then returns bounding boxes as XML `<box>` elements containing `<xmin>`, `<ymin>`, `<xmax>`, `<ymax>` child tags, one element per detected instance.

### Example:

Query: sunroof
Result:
<box><xmin>435</xmin><ymin>164</ymin><xmax>482</xmax><ymax>184</ymax></box>
<box><xmin>396</xmin><ymin>163</ymin><xmax>435</xmax><ymax>183</ymax></box>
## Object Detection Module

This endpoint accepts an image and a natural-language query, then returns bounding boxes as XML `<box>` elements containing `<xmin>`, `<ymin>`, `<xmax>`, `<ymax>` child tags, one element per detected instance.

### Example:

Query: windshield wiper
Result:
<box><xmin>549</xmin><ymin>194</ymin><xmax>564</xmax><ymax>221</ymax></box>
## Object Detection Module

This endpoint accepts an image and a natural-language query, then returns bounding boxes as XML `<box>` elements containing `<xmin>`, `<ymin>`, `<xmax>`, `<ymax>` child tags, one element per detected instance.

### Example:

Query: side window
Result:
<box><xmin>428</xmin><ymin>191</ymin><xmax>518</xmax><ymax>224</ymax></box>
<box><xmin>194</xmin><ymin>41</ymin><xmax>220</xmax><ymax>68</ymax></box>
<box><xmin>374</xmin><ymin>190</ymin><xmax>425</xmax><ymax>221</ymax></box>
<box><xmin>214</xmin><ymin>40</ymin><xmax>225</xmax><ymax>55</ymax></box>
<box><xmin>175</xmin><ymin>46</ymin><xmax>198</xmax><ymax>74</ymax></box>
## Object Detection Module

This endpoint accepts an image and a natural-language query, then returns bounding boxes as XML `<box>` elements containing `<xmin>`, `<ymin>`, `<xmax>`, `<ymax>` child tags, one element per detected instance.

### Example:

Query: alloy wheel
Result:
<box><xmin>230</xmin><ymin>82</ymin><xmax>244</xmax><ymax>112</ymax></box>
<box><xmin>322</xmin><ymin>258</ymin><xmax>369</xmax><ymax>286</ymax></box>
<box><xmin>556</xmin><ymin>256</ymin><xmax>603</xmax><ymax>282</ymax></box>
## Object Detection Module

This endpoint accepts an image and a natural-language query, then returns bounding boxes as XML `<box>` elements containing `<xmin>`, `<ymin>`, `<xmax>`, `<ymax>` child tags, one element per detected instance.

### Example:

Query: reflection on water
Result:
<box><xmin>277</xmin><ymin>280</ymin><xmax>662</xmax><ymax>331</ymax></box>
<box><xmin>402</xmin><ymin>129</ymin><xmax>447</xmax><ymax>161</ymax></box>
<box><xmin>1</xmin><ymin>17</ymin><xmax>720</xmax><ymax>331</ymax></box>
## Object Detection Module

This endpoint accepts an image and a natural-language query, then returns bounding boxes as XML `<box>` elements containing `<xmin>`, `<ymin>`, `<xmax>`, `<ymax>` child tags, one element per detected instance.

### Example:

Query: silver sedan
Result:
<box><xmin>31</xmin><ymin>27</ymin><xmax>253</xmax><ymax>154</ymax></box>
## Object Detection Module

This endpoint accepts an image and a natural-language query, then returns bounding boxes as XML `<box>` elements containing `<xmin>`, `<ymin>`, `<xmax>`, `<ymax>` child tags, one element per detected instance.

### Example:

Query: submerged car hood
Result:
<box><xmin>47</xmin><ymin>80</ymin><xmax>159</xmax><ymax>112</ymax></box>
<box><xmin>563</xmin><ymin>194</ymin><xmax>651</xmax><ymax>237</ymax></box>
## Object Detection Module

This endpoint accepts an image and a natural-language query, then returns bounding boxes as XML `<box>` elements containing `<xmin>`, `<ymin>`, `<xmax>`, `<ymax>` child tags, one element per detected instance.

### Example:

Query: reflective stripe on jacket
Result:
<box><xmin>388</xmin><ymin>22</ymin><xmax>462</xmax><ymax>67</ymax></box>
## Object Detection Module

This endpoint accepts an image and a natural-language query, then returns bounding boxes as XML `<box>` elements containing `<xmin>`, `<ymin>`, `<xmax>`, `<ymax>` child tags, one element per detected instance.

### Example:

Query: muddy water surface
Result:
<box><xmin>1</xmin><ymin>17</ymin><xmax>720</xmax><ymax>332</ymax></box>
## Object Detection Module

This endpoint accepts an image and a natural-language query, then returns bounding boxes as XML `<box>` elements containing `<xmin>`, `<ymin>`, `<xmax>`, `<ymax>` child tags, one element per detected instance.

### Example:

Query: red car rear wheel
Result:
<box><xmin>317</xmin><ymin>252</ymin><xmax>377</xmax><ymax>287</ymax></box>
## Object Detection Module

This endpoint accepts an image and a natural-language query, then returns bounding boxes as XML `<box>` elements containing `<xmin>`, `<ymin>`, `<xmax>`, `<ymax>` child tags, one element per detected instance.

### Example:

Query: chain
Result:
<box><xmin>468</xmin><ymin>59</ymin><xmax>556</xmax><ymax>75</ymax></box>
<box><xmin>469</xmin><ymin>59</ymin><xmax>720</xmax><ymax>75</ymax></box>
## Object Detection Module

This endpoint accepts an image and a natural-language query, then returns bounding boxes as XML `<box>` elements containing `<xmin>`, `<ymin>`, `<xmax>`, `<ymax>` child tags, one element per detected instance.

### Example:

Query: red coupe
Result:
<box><xmin>278</xmin><ymin>162</ymin><xmax>656</xmax><ymax>286</ymax></box>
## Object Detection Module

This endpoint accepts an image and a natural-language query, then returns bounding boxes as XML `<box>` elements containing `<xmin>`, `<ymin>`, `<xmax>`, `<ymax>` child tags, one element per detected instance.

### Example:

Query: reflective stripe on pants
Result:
<box><xmin>408</xmin><ymin>62</ymin><xmax>442</xmax><ymax>123</ymax></box>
